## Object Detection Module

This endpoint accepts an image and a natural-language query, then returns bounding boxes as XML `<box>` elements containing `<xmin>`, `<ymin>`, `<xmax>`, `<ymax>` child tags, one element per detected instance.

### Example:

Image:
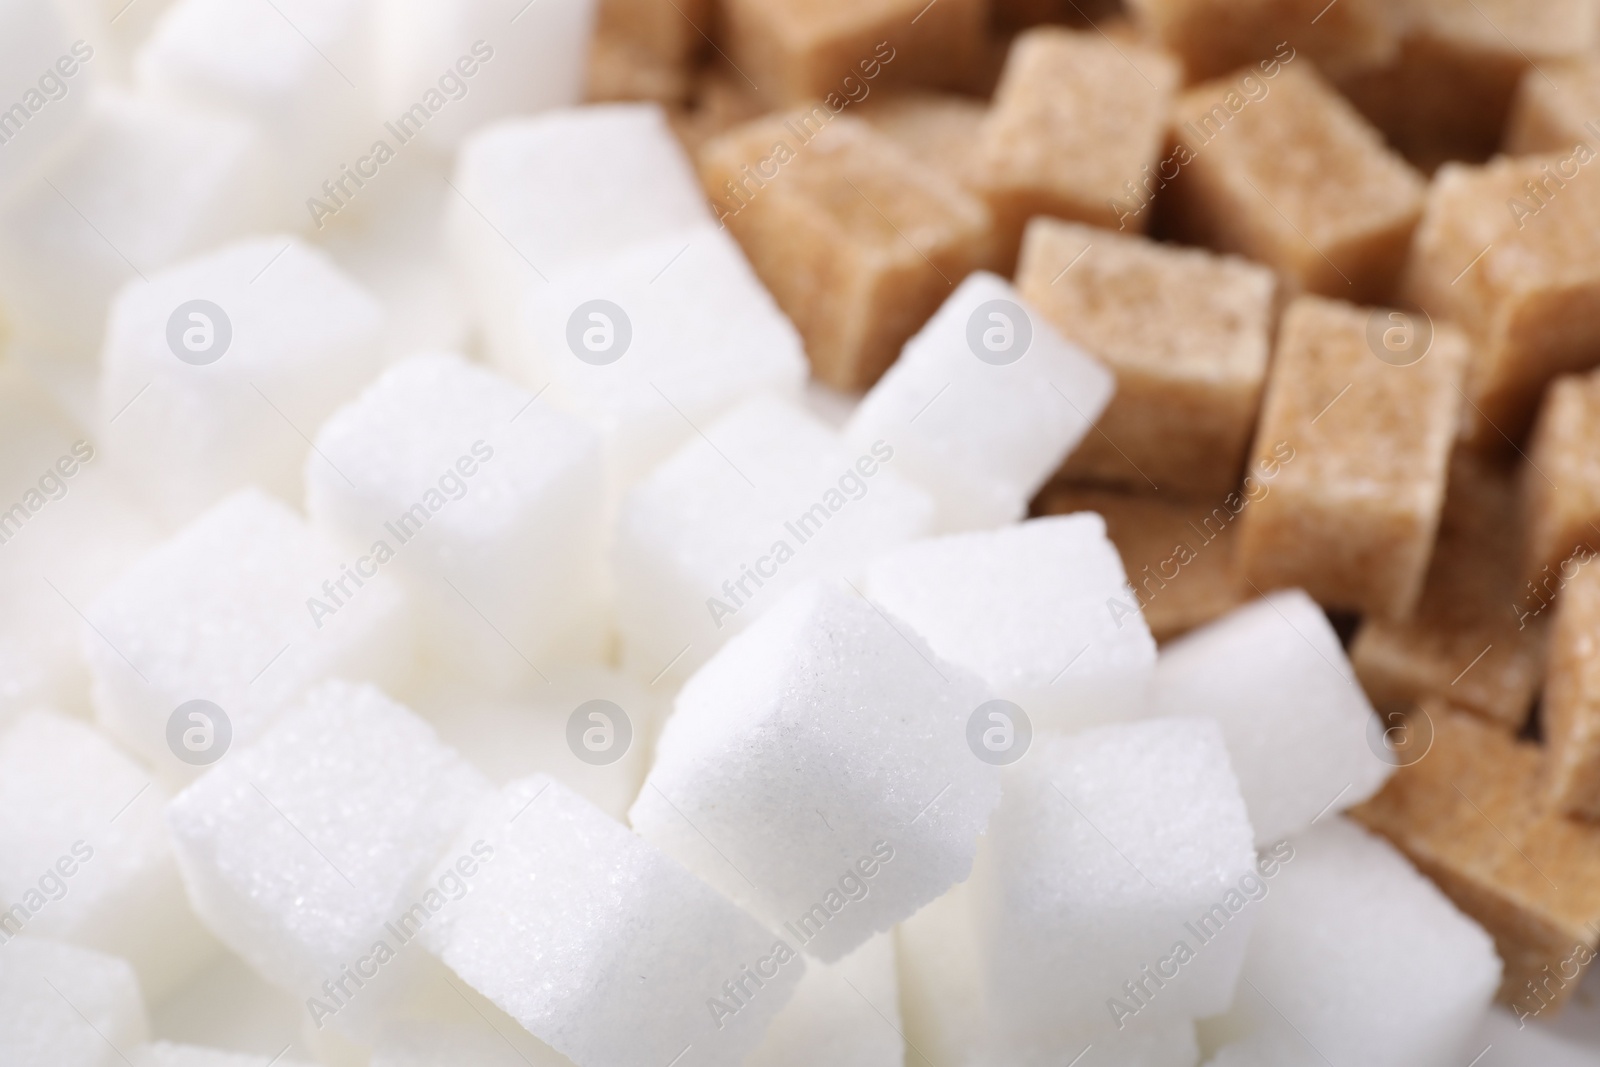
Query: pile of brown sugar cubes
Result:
<box><xmin>595</xmin><ymin>0</ymin><xmax>1600</xmax><ymax>1055</ymax></box>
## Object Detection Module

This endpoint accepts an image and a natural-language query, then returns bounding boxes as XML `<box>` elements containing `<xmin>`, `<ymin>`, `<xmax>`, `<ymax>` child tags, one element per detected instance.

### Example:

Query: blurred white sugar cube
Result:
<box><xmin>0</xmin><ymin>92</ymin><xmax>272</xmax><ymax>362</ymax></box>
<box><xmin>1205</xmin><ymin>818</ymin><xmax>1500</xmax><ymax>1067</ymax></box>
<box><xmin>844</xmin><ymin>271</ymin><xmax>1114</xmax><ymax>532</ymax></box>
<box><xmin>512</xmin><ymin>222</ymin><xmax>808</xmax><ymax>493</ymax></box>
<box><xmin>447</xmin><ymin>104</ymin><xmax>713</xmax><ymax>367</ymax></box>
<box><xmin>376</xmin><ymin>0</ymin><xmax>596</xmax><ymax>153</ymax></box>
<box><xmin>0</xmin><ymin>711</ymin><xmax>216</xmax><ymax>1001</ymax></box>
<box><xmin>167</xmin><ymin>681</ymin><xmax>490</xmax><ymax>1039</ymax></box>
<box><xmin>422</xmin><ymin>775</ymin><xmax>802</xmax><ymax>1067</ymax></box>
<box><xmin>614</xmin><ymin>395</ymin><xmax>933</xmax><ymax>685</ymax></box>
<box><xmin>131</xmin><ymin>1042</ymin><xmax>317</xmax><ymax>1067</ymax></box>
<box><xmin>84</xmin><ymin>489</ymin><xmax>412</xmax><ymax>780</ymax></box>
<box><xmin>1147</xmin><ymin>590</ymin><xmax>1391</xmax><ymax>846</ymax></box>
<box><xmin>372</xmin><ymin>1020</ymin><xmax>574</xmax><ymax>1067</ymax></box>
<box><xmin>864</xmin><ymin>514</ymin><xmax>1156</xmax><ymax>733</ymax></box>
<box><xmin>100</xmin><ymin>236</ymin><xmax>387</xmax><ymax>527</ymax></box>
<box><xmin>307</xmin><ymin>352</ymin><xmax>606</xmax><ymax>685</ymax></box>
<box><xmin>629</xmin><ymin>579</ymin><xmax>999</xmax><ymax>962</ymax></box>
<box><xmin>0</xmin><ymin>936</ymin><xmax>149</xmax><ymax>1067</ymax></box>
<box><xmin>0</xmin><ymin>0</ymin><xmax>93</xmax><ymax>196</ymax></box>
<box><xmin>136</xmin><ymin>0</ymin><xmax>374</xmax><ymax>207</ymax></box>
<box><xmin>747</xmin><ymin>934</ymin><xmax>903</xmax><ymax>1067</ymax></box>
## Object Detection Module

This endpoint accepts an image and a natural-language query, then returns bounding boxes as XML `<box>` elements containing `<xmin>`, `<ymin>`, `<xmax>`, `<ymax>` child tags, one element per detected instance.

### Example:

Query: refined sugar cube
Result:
<box><xmin>746</xmin><ymin>934</ymin><xmax>902</xmax><ymax>1067</ymax></box>
<box><xmin>84</xmin><ymin>489</ymin><xmax>413</xmax><ymax>780</ymax></box>
<box><xmin>1016</xmin><ymin>219</ymin><xmax>1278</xmax><ymax>498</ymax></box>
<box><xmin>1544</xmin><ymin>559</ymin><xmax>1600</xmax><ymax>818</ymax></box>
<box><xmin>132</xmin><ymin>1042</ymin><xmax>317</xmax><ymax>1067</ymax></box>
<box><xmin>167</xmin><ymin>681</ymin><xmax>489</xmax><ymax>1038</ymax></box>
<box><xmin>1205</xmin><ymin>817</ymin><xmax>1500</xmax><ymax>1067</ymax></box>
<box><xmin>0</xmin><ymin>936</ymin><xmax>150</xmax><ymax>1067</ymax></box>
<box><xmin>371</xmin><ymin>1020</ymin><xmax>572</xmax><ymax>1067</ymax></box>
<box><xmin>100</xmin><ymin>236</ymin><xmax>387</xmax><ymax>526</ymax></box>
<box><xmin>614</xmin><ymin>395</ymin><xmax>933</xmax><ymax>685</ymax></box>
<box><xmin>1507</xmin><ymin>55</ymin><xmax>1600</xmax><ymax>155</ymax></box>
<box><xmin>509</xmin><ymin>222</ymin><xmax>808</xmax><ymax>491</ymax></box>
<box><xmin>424</xmin><ymin>775</ymin><xmax>803</xmax><ymax>1067</ymax></box>
<box><xmin>863</xmin><ymin>515</ymin><xmax>1156</xmax><ymax>733</ymax></box>
<box><xmin>1149</xmin><ymin>589</ymin><xmax>1391</xmax><ymax>846</ymax></box>
<box><xmin>1236</xmin><ymin>295</ymin><xmax>1468</xmax><ymax>619</ymax></box>
<box><xmin>1521</xmin><ymin>370</ymin><xmax>1600</xmax><ymax>581</ymax></box>
<box><xmin>1125</xmin><ymin>0</ymin><xmax>1396</xmax><ymax>81</ymax></box>
<box><xmin>843</xmin><ymin>271</ymin><xmax>1114</xmax><ymax>532</ymax></box>
<box><xmin>0</xmin><ymin>0</ymin><xmax>94</xmax><ymax>196</ymax></box>
<box><xmin>629</xmin><ymin>579</ymin><xmax>999</xmax><ymax>961</ymax></box>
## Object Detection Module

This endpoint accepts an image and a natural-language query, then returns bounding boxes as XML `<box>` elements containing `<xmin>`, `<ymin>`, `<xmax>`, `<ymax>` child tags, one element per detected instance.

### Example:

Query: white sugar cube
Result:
<box><xmin>100</xmin><ymin>236</ymin><xmax>387</xmax><ymax>526</ymax></box>
<box><xmin>630</xmin><ymin>579</ymin><xmax>998</xmax><ymax>961</ymax></box>
<box><xmin>845</xmin><ymin>271</ymin><xmax>1114</xmax><ymax>532</ymax></box>
<box><xmin>148</xmin><ymin>952</ymin><xmax>305</xmax><ymax>1061</ymax></box>
<box><xmin>510</xmin><ymin>222</ymin><xmax>808</xmax><ymax>493</ymax></box>
<box><xmin>0</xmin><ymin>0</ymin><xmax>93</xmax><ymax>196</ymax></box>
<box><xmin>1205</xmin><ymin>818</ymin><xmax>1500</xmax><ymax>1067</ymax></box>
<box><xmin>423</xmin><ymin>775</ymin><xmax>804</xmax><ymax>1067</ymax></box>
<box><xmin>371</xmin><ymin>1020</ymin><xmax>573</xmax><ymax>1067</ymax></box>
<box><xmin>614</xmin><ymin>395</ymin><xmax>933</xmax><ymax>685</ymax></box>
<box><xmin>447</xmin><ymin>104</ymin><xmax>713</xmax><ymax>366</ymax></box>
<box><xmin>747</xmin><ymin>934</ymin><xmax>903</xmax><ymax>1067</ymax></box>
<box><xmin>167</xmin><ymin>681</ymin><xmax>489</xmax><ymax>1040</ymax></box>
<box><xmin>1147</xmin><ymin>590</ymin><xmax>1391</xmax><ymax>846</ymax></box>
<box><xmin>307</xmin><ymin>352</ymin><xmax>606</xmax><ymax>684</ymax></box>
<box><xmin>132</xmin><ymin>1041</ymin><xmax>317</xmax><ymax>1067</ymax></box>
<box><xmin>0</xmin><ymin>936</ymin><xmax>149</xmax><ymax>1067</ymax></box>
<box><xmin>864</xmin><ymin>514</ymin><xmax>1156</xmax><ymax>733</ymax></box>
<box><xmin>0</xmin><ymin>711</ymin><xmax>217</xmax><ymax>1001</ymax></box>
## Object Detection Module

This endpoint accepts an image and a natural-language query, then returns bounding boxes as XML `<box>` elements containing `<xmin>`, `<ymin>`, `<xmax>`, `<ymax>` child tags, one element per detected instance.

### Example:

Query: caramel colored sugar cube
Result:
<box><xmin>1126</xmin><ymin>0</ymin><xmax>1397</xmax><ymax>83</ymax></box>
<box><xmin>857</xmin><ymin>92</ymin><xmax>989</xmax><ymax>197</ymax></box>
<box><xmin>720</xmin><ymin>0</ymin><xmax>984</xmax><ymax>106</ymax></box>
<box><xmin>1351</xmin><ymin>454</ymin><xmax>1547</xmax><ymax>732</ymax></box>
<box><xmin>699</xmin><ymin>111</ymin><xmax>991</xmax><ymax>389</ymax></box>
<box><xmin>1015</xmin><ymin>218</ymin><xmax>1277</xmax><ymax>497</ymax></box>
<box><xmin>585</xmin><ymin>31</ymin><xmax>692</xmax><ymax>106</ymax></box>
<box><xmin>1403</xmin><ymin>154</ymin><xmax>1600</xmax><ymax>444</ymax></box>
<box><xmin>975</xmin><ymin>28</ymin><xmax>1179</xmax><ymax>242</ymax></box>
<box><xmin>1522</xmin><ymin>371</ymin><xmax>1600</xmax><ymax>583</ymax></box>
<box><xmin>1167</xmin><ymin>64</ymin><xmax>1426</xmax><ymax>303</ymax></box>
<box><xmin>1545</xmin><ymin>557</ymin><xmax>1600</xmax><ymax>819</ymax></box>
<box><xmin>595</xmin><ymin>0</ymin><xmax>709</xmax><ymax>68</ymax></box>
<box><xmin>1236</xmin><ymin>295</ymin><xmax>1469</xmax><ymax>619</ymax></box>
<box><xmin>1035</xmin><ymin>486</ymin><xmax>1252</xmax><ymax>641</ymax></box>
<box><xmin>1352</xmin><ymin>707</ymin><xmax>1600</xmax><ymax>1017</ymax></box>
<box><xmin>1508</xmin><ymin>57</ymin><xmax>1600</xmax><ymax>156</ymax></box>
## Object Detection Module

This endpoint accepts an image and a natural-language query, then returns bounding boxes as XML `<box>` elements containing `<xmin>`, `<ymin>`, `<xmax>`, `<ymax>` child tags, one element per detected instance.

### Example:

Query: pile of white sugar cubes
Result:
<box><xmin>0</xmin><ymin>1</ymin><xmax>1595</xmax><ymax>1067</ymax></box>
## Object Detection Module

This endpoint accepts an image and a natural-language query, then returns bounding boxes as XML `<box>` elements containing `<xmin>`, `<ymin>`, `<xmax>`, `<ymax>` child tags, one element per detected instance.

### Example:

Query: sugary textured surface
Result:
<box><xmin>101</xmin><ymin>236</ymin><xmax>387</xmax><ymax>526</ymax></box>
<box><xmin>84</xmin><ymin>489</ymin><xmax>412</xmax><ymax>780</ymax></box>
<box><xmin>863</xmin><ymin>515</ymin><xmax>1155</xmax><ymax>732</ymax></box>
<box><xmin>167</xmin><ymin>681</ymin><xmax>489</xmax><ymax>1037</ymax></box>
<box><xmin>131</xmin><ymin>1041</ymin><xmax>317</xmax><ymax>1067</ymax></box>
<box><xmin>1168</xmin><ymin>64</ymin><xmax>1425</xmax><ymax>302</ymax></box>
<box><xmin>630</xmin><ymin>579</ymin><xmax>998</xmax><ymax>961</ymax></box>
<box><xmin>844</xmin><ymin>271</ymin><xmax>1114</xmax><ymax>531</ymax></box>
<box><xmin>699</xmin><ymin>111</ymin><xmax>993</xmax><ymax>389</ymax></box>
<box><xmin>424</xmin><ymin>775</ymin><xmax>802</xmax><ymax>1067</ymax></box>
<box><xmin>510</xmin><ymin>222</ymin><xmax>808</xmax><ymax>492</ymax></box>
<box><xmin>1353</xmin><ymin>708</ymin><xmax>1600</xmax><ymax>1016</ymax></box>
<box><xmin>977</xmin><ymin>719</ymin><xmax>1256</xmax><ymax>1043</ymax></box>
<box><xmin>1507</xmin><ymin>55</ymin><xmax>1600</xmax><ymax>156</ymax></box>
<box><xmin>1149</xmin><ymin>590</ymin><xmax>1391</xmax><ymax>846</ymax></box>
<box><xmin>0</xmin><ymin>0</ymin><xmax>93</xmax><ymax>196</ymax></box>
<box><xmin>1205</xmin><ymin>818</ymin><xmax>1500</xmax><ymax>1067</ymax></box>
<box><xmin>613</xmin><ymin>394</ymin><xmax>933</xmax><ymax>685</ymax></box>
<box><xmin>0</xmin><ymin>936</ymin><xmax>150</xmax><ymax>1067</ymax></box>
<box><xmin>307</xmin><ymin>352</ymin><xmax>606</xmax><ymax>684</ymax></box>
<box><xmin>1017</xmin><ymin>219</ymin><xmax>1277</xmax><ymax>496</ymax></box>
<box><xmin>1545</xmin><ymin>560</ymin><xmax>1600</xmax><ymax>818</ymax></box>
<box><xmin>1352</xmin><ymin>454</ymin><xmax>1546</xmax><ymax>731</ymax></box>
<box><xmin>746</xmin><ymin>934</ymin><xmax>902</xmax><ymax>1067</ymax></box>
<box><xmin>1521</xmin><ymin>371</ymin><xmax>1600</xmax><ymax>581</ymax></box>
<box><xmin>1236</xmin><ymin>295</ymin><xmax>1468</xmax><ymax>619</ymax></box>
<box><xmin>0</xmin><ymin>711</ymin><xmax>215</xmax><ymax>1001</ymax></box>
<box><xmin>856</xmin><ymin>92</ymin><xmax>991</xmax><ymax>198</ymax></box>
<box><xmin>1126</xmin><ymin>0</ymin><xmax>1396</xmax><ymax>81</ymax></box>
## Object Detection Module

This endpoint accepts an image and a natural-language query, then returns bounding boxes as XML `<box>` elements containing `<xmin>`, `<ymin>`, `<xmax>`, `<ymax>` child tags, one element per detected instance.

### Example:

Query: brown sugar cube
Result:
<box><xmin>585</xmin><ymin>31</ymin><xmax>692</xmax><ymax>106</ymax></box>
<box><xmin>1402</xmin><ymin>154</ymin><xmax>1600</xmax><ymax>444</ymax></box>
<box><xmin>1125</xmin><ymin>0</ymin><xmax>1397</xmax><ymax>84</ymax></box>
<box><xmin>1166</xmin><ymin>64</ymin><xmax>1426</xmax><ymax>303</ymax></box>
<box><xmin>1351</xmin><ymin>453</ymin><xmax>1548</xmax><ymax>732</ymax></box>
<box><xmin>594</xmin><ymin>0</ymin><xmax>709</xmax><ymax>69</ymax></box>
<box><xmin>1236</xmin><ymin>295</ymin><xmax>1469</xmax><ymax>619</ymax></box>
<box><xmin>1545</xmin><ymin>557</ymin><xmax>1600</xmax><ymax>819</ymax></box>
<box><xmin>1351</xmin><ymin>706</ymin><xmax>1600</xmax><ymax>1016</ymax></box>
<box><xmin>720</xmin><ymin>0</ymin><xmax>985</xmax><ymax>106</ymax></box>
<box><xmin>856</xmin><ymin>92</ymin><xmax>989</xmax><ymax>196</ymax></box>
<box><xmin>1035</xmin><ymin>486</ymin><xmax>1252</xmax><ymax>641</ymax></box>
<box><xmin>1014</xmin><ymin>218</ymin><xmax>1277</xmax><ymax>497</ymax></box>
<box><xmin>1508</xmin><ymin>56</ymin><xmax>1600</xmax><ymax>156</ymax></box>
<box><xmin>975</xmin><ymin>27</ymin><xmax>1179</xmax><ymax>249</ymax></box>
<box><xmin>668</xmin><ymin>68</ymin><xmax>768</xmax><ymax>155</ymax></box>
<box><xmin>1521</xmin><ymin>370</ymin><xmax>1600</xmax><ymax>583</ymax></box>
<box><xmin>699</xmin><ymin>110</ymin><xmax>991</xmax><ymax>389</ymax></box>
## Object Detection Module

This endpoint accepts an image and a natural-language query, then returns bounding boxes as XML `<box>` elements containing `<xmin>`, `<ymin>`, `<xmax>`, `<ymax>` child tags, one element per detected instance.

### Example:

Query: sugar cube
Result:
<box><xmin>843</xmin><ymin>271</ymin><xmax>1114</xmax><ymax>532</ymax></box>
<box><xmin>371</xmin><ymin>1019</ymin><xmax>572</xmax><ymax>1067</ymax></box>
<box><xmin>0</xmin><ymin>0</ymin><xmax>94</xmax><ymax>197</ymax></box>
<box><xmin>746</xmin><ymin>934</ymin><xmax>902</xmax><ymax>1067</ymax></box>
<box><xmin>148</xmin><ymin>951</ymin><xmax>306</xmax><ymax>1060</ymax></box>
<box><xmin>1126</xmin><ymin>0</ymin><xmax>1396</xmax><ymax>81</ymax></box>
<box><xmin>1521</xmin><ymin>370</ymin><xmax>1600</xmax><ymax>581</ymax></box>
<box><xmin>594</xmin><ymin>0</ymin><xmax>708</xmax><ymax>70</ymax></box>
<box><xmin>863</xmin><ymin>515</ymin><xmax>1156</xmax><ymax>733</ymax></box>
<box><xmin>1545</xmin><ymin>559</ymin><xmax>1600</xmax><ymax>818</ymax></box>
<box><xmin>584</xmin><ymin>29</ymin><xmax>691</xmax><ymax>106</ymax></box>
<box><xmin>424</xmin><ymin>775</ymin><xmax>803</xmax><ymax>1067</ymax></box>
<box><xmin>629</xmin><ymin>579</ymin><xmax>998</xmax><ymax>962</ymax></box>
<box><xmin>613</xmin><ymin>394</ymin><xmax>932</xmax><ymax>685</ymax></box>
<box><xmin>1</xmin><ymin>936</ymin><xmax>150</xmax><ymax>1066</ymax></box>
<box><xmin>856</xmin><ymin>92</ymin><xmax>990</xmax><ymax>199</ymax></box>
<box><xmin>100</xmin><ymin>236</ymin><xmax>387</xmax><ymax>527</ymax></box>
<box><xmin>1507</xmin><ymin>55</ymin><xmax>1600</xmax><ymax>156</ymax></box>
<box><xmin>84</xmin><ymin>489</ymin><xmax>413</xmax><ymax>781</ymax></box>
